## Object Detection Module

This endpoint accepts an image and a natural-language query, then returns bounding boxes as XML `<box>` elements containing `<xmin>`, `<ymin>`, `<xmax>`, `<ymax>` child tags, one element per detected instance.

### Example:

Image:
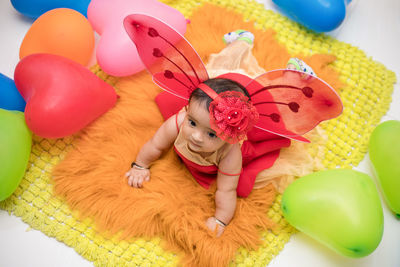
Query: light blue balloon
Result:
<box><xmin>0</xmin><ymin>73</ymin><xmax>25</xmax><ymax>112</ymax></box>
<box><xmin>272</xmin><ymin>0</ymin><xmax>351</xmax><ymax>32</ymax></box>
<box><xmin>10</xmin><ymin>0</ymin><xmax>91</xmax><ymax>19</ymax></box>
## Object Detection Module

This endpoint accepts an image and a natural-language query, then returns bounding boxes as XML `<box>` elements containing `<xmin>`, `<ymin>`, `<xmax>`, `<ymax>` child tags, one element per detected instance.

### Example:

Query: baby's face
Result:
<box><xmin>181</xmin><ymin>99</ymin><xmax>226</xmax><ymax>154</ymax></box>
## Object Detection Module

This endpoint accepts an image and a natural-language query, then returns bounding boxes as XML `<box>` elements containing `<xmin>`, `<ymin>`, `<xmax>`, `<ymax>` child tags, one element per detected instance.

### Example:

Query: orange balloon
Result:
<box><xmin>19</xmin><ymin>8</ymin><xmax>95</xmax><ymax>66</ymax></box>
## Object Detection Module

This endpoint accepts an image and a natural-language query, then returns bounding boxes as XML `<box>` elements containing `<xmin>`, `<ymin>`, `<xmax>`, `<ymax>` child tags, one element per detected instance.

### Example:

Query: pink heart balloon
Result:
<box><xmin>88</xmin><ymin>0</ymin><xmax>187</xmax><ymax>77</ymax></box>
<box><xmin>14</xmin><ymin>54</ymin><xmax>118</xmax><ymax>138</ymax></box>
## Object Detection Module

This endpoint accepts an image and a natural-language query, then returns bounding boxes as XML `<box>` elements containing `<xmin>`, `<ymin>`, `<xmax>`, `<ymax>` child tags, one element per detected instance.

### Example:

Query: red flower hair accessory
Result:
<box><xmin>209</xmin><ymin>91</ymin><xmax>259</xmax><ymax>144</ymax></box>
<box><xmin>197</xmin><ymin>83</ymin><xmax>259</xmax><ymax>144</ymax></box>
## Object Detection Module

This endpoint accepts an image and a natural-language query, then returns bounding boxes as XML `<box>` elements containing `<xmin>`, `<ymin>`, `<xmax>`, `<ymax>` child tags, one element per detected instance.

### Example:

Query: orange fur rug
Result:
<box><xmin>52</xmin><ymin>4</ymin><xmax>342</xmax><ymax>266</ymax></box>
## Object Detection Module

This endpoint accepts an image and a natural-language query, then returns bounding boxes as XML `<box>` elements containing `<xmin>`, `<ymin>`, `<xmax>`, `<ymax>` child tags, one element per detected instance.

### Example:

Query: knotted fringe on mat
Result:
<box><xmin>52</xmin><ymin>4</ymin><xmax>344</xmax><ymax>266</ymax></box>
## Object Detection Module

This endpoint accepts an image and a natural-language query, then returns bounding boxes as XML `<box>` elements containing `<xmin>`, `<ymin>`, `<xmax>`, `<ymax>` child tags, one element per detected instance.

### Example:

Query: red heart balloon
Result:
<box><xmin>14</xmin><ymin>53</ymin><xmax>117</xmax><ymax>138</ymax></box>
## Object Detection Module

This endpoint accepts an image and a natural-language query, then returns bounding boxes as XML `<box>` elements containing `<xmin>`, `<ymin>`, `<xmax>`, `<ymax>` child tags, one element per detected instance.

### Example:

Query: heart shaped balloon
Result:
<box><xmin>369</xmin><ymin>120</ymin><xmax>400</xmax><ymax>217</ymax></box>
<box><xmin>19</xmin><ymin>8</ymin><xmax>95</xmax><ymax>66</ymax></box>
<box><xmin>11</xmin><ymin>0</ymin><xmax>90</xmax><ymax>19</ymax></box>
<box><xmin>87</xmin><ymin>0</ymin><xmax>187</xmax><ymax>76</ymax></box>
<box><xmin>0</xmin><ymin>73</ymin><xmax>25</xmax><ymax>111</ymax></box>
<box><xmin>14</xmin><ymin>54</ymin><xmax>118</xmax><ymax>139</ymax></box>
<box><xmin>0</xmin><ymin>109</ymin><xmax>32</xmax><ymax>201</ymax></box>
<box><xmin>282</xmin><ymin>169</ymin><xmax>383</xmax><ymax>258</ymax></box>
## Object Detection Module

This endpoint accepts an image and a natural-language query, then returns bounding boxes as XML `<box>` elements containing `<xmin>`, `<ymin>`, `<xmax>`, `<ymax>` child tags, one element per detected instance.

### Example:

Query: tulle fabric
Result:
<box><xmin>254</xmin><ymin>127</ymin><xmax>326</xmax><ymax>193</ymax></box>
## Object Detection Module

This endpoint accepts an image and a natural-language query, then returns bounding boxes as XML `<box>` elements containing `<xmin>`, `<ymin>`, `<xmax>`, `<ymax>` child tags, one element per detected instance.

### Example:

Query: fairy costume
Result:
<box><xmin>169</xmin><ymin>103</ymin><xmax>292</xmax><ymax>197</ymax></box>
<box><xmin>124</xmin><ymin>15</ymin><xmax>343</xmax><ymax>197</ymax></box>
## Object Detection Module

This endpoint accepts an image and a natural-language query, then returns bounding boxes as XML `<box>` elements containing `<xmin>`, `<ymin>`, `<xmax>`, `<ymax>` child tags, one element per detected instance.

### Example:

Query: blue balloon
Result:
<box><xmin>10</xmin><ymin>0</ymin><xmax>91</xmax><ymax>19</ymax></box>
<box><xmin>0</xmin><ymin>73</ymin><xmax>25</xmax><ymax>112</ymax></box>
<box><xmin>272</xmin><ymin>0</ymin><xmax>351</xmax><ymax>32</ymax></box>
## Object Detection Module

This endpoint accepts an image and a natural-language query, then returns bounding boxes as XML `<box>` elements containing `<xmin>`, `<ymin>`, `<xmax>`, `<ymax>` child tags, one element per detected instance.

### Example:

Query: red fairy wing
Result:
<box><xmin>217</xmin><ymin>72</ymin><xmax>308</xmax><ymax>142</ymax></box>
<box><xmin>246</xmin><ymin>69</ymin><xmax>343</xmax><ymax>140</ymax></box>
<box><xmin>124</xmin><ymin>14</ymin><xmax>209</xmax><ymax>100</ymax></box>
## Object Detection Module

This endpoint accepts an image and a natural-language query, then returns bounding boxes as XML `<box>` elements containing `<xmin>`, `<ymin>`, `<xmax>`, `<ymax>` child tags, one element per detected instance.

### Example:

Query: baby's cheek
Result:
<box><xmin>180</xmin><ymin>124</ymin><xmax>191</xmax><ymax>140</ymax></box>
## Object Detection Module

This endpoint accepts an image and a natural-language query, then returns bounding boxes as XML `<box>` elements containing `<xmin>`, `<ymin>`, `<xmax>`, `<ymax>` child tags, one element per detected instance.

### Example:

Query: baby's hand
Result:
<box><xmin>205</xmin><ymin>217</ymin><xmax>225</xmax><ymax>237</ymax></box>
<box><xmin>125</xmin><ymin>167</ymin><xmax>150</xmax><ymax>188</ymax></box>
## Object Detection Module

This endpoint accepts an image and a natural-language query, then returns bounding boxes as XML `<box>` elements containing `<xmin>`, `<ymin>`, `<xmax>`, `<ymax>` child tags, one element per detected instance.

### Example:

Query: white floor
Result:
<box><xmin>0</xmin><ymin>0</ymin><xmax>399</xmax><ymax>266</ymax></box>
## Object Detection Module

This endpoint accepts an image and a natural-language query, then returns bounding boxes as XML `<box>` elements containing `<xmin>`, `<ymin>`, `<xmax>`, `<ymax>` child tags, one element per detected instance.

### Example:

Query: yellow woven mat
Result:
<box><xmin>0</xmin><ymin>0</ymin><xmax>396</xmax><ymax>266</ymax></box>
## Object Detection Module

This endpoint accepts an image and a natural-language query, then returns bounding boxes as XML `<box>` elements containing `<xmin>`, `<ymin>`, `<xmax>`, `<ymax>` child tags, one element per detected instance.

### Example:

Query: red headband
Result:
<box><xmin>197</xmin><ymin>83</ymin><xmax>219</xmax><ymax>99</ymax></box>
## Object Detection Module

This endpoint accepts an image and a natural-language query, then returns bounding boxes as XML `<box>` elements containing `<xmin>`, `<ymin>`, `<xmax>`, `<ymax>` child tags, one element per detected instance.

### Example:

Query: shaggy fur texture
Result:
<box><xmin>53</xmin><ymin>4</ymin><xmax>342</xmax><ymax>266</ymax></box>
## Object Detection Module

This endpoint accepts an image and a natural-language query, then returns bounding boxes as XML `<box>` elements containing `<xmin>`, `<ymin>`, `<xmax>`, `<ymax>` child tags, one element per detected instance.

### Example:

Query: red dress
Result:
<box><xmin>156</xmin><ymin>91</ymin><xmax>291</xmax><ymax>198</ymax></box>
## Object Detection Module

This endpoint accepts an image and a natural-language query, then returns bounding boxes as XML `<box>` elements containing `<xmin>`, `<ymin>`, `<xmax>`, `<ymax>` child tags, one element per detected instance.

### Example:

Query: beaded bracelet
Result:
<box><xmin>214</xmin><ymin>217</ymin><xmax>227</xmax><ymax>227</ymax></box>
<box><xmin>131</xmin><ymin>162</ymin><xmax>149</xmax><ymax>170</ymax></box>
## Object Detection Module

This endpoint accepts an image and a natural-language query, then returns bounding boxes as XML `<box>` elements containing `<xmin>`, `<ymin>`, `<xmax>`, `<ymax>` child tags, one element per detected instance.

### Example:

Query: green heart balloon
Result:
<box><xmin>281</xmin><ymin>169</ymin><xmax>383</xmax><ymax>258</ymax></box>
<box><xmin>0</xmin><ymin>108</ymin><xmax>32</xmax><ymax>201</ymax></box>
<box><xmin>369</xmin><ymin>120</ymin><xmax>400</xmax><ymax>217</ymax></box>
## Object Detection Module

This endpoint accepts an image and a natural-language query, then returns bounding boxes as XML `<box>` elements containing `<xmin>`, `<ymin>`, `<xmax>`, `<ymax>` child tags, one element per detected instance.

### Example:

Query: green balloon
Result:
<box><xmin>281</xmin><ymin>169</ymin><xmax>383</xmax><ymax>258</ymax></box>
<box><xmin>0</xmin><ymin>108</ymin><xmax>32</xmax><ymax>201</ymax></box>
<box><xmin>369</xmin><ymin>120</ymin><xmax>400</xmax><ymax>217</ymax></box>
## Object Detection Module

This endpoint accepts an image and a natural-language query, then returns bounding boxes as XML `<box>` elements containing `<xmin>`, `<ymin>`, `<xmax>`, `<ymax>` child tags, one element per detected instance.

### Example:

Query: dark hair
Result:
<box><xmin>189</xmin><ymin>78</ymin><xmax>250</xmax><ymax>109</ymax></box>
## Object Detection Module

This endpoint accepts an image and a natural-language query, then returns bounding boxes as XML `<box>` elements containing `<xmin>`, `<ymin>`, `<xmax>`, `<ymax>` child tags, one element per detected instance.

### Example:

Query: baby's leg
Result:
<box><xmin>206</xmin><ymin>30</ymin><xmax>265</xmax><ymax>78</ymax></box>
<box><xmin>286</xmin><ymin>57</ymin><xmax>316</xmax><ymax>77</ymax></box>
<box><xmin>222</xmin><ymin>30</ymin><xmax>254</xmax><ymax>45</ymax></box>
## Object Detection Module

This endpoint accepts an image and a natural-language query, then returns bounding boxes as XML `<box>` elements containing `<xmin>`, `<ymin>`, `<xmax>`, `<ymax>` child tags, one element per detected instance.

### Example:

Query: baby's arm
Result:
<box><xmin>206</xmin><ymin>144</ymin><xmax>242</xmax><ymax>236</ymax></box>
<box><xmin>126</xmin><ymin>111</ymin><xmax>185</xmax><ymax>187</ymax></box>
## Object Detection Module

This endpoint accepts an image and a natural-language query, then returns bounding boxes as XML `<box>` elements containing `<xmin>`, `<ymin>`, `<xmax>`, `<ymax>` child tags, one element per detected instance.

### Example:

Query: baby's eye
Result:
<box><xmin>189</xmin><ymin>119</ymin><xmax>196</xmax><ymax>127</ymax></box>
<box><xmin>208</xmin><ymin>132</ymin><xmax>217</xmax><ymax>138</ymax></box>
